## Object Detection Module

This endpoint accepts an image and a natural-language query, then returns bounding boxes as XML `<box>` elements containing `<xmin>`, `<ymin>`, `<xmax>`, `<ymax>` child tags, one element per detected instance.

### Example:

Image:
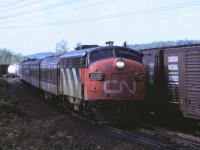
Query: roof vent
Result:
<box><xmin>75</xmin><ymin>45</ymin><xmax>99</xmax><ymax>50</ymax></box>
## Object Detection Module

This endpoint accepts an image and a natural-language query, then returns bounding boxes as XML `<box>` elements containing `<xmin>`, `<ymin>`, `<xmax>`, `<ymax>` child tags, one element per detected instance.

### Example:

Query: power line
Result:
<box><xmin>0</xmin><ymin>0</ymin><xmax>199</xmax><ymax>29</ymax></box>
<box><xmin>0</xmin><ymin>0</ymin><xmax>85</xmax><ymax>20</ymax></box>
<box><xmin>0</xmin><ymin>0</ymin><xmax>26</xmax><ymax>8</ymax></box>
<box><xmin>0</xmin><ymin>0</ymin><xmax>117</xmax><ymax>25</ymax></box>
<box><xmin>1</xmin><ymin>0</ymin><xmax>197</xmax><ymax>23</ymax></box>
<box><xmin>0</xmin><ymin>0</ymin><xmax>48</xmax><ymax>14</ymax></box>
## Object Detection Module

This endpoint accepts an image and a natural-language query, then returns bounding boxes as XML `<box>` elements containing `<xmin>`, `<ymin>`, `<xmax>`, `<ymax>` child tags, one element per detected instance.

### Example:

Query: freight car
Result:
<box><xmin>141</xmin><ymin>44</ymin><xmax>200</xmax><ymax>120</ymax></box>
<box><xmin>0</xmin><ymin>64</ymin><xmax>9</xmax><ymax>76</ymax></box>
<box><xmin>19</xmin><ymin>44</ymin><xmax>146</xmax><ymax>122</ymax></box>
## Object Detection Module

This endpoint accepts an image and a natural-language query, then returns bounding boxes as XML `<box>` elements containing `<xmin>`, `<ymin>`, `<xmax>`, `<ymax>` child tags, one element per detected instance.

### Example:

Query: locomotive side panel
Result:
<box><xmin>60</xmin><ymin>57</ymin><xmax>84</xmax><ymax>99</ymax></box>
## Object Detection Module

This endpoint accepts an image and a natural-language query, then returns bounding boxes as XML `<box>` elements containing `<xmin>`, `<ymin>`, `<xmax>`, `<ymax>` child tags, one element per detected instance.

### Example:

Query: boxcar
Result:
<box><xmin>164</xmin><ymin>45</ymin><xmax>200</xmax><ymax>120</ymax></box>
<box><xmin>141</xmin><ymin>44</ymin><xmax>200</xmax><ymax>120</ymax></box>
<box><xmin>0</xmin><ymin>64</ymin><xmax>9</xmax><ymax>76</ymax></box>
<box><xmin>141</xmin><ymin>48</ymin><xmax>167</xmax><ymax>113</ymax></box>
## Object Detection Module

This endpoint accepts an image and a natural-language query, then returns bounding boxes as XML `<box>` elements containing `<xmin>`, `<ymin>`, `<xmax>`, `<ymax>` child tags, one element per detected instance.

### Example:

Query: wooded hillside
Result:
<box><xmin>129</xmin><ymin>40</ymin><xmax>200</xmax><ymax>50</ymax></box>
<box><xmin>1</xmin><ymin>39</ymin><xmax>200</xmax><ymax>64</ymax></box>
<box><xmin>0</xmin><ymin>49</ymin><xmax>25</xmax><ymax>64</ymax></box>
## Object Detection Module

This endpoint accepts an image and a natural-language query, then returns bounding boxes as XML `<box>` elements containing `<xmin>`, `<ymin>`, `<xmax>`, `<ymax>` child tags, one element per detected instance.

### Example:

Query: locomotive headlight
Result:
<box><xmin>116</xmin><ymin>59</ymin><xmax>125</xmax><ymax>69</ymax></box>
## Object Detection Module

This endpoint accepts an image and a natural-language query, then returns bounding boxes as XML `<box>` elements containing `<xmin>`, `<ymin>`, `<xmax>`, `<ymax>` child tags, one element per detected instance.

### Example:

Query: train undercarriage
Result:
<box><xmin>54</xmin><ymin>94</ymin><xmax>145</xmax><ymax>124</ymax></box>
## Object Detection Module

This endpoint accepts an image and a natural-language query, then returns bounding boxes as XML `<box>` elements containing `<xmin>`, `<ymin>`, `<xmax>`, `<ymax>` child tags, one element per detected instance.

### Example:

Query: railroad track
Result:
<box><xmin>138</xmin><ymin>123</ymin><xmax>200</xmax><ymax>149</ymax></box>
<box><xmin>104</xmin><ymin>125</ymin><xmax>200</xmax><ymax>150</ymax></box>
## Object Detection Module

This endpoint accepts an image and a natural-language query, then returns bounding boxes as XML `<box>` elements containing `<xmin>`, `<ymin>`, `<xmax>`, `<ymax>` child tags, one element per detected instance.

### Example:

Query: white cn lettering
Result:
<box><xmin>168</xmin><ymin>56</ymin><xmax>178</xmax><ymax>62</ymax></box>
<box><xmin>168</xmin><ymin>64</ymin><xmax>178</xmax><ymax>70</ymax></box>
<box><xmin>103</xmin><ymin>80</ymin><xmax>136</xmax><ymax>94</ymax></box>
<box><xmin>149</xmin><ymin>63</ymin><xmax>154</xmax><ymax>69</ymax></box>
<box><xmin>168</xmin><ymin>75</ymin><xmax>179</xmax><ymax>82</ymax></box>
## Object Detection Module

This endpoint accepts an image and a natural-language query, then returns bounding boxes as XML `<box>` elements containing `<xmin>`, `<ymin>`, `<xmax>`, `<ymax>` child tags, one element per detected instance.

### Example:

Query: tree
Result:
<box><xmin>0</xmin><ymin>48</ymin><xmax>25</xmax><ymax>64</ymax></box>
<box><xmin>129</xmin><ymin>39</ymin><xmax>200</xmax><ymax>50</ymax></box>
<box><xmin>55</xmin><ymin>39</ymin><xmax>69</xmax><ymax>56</ymax></box>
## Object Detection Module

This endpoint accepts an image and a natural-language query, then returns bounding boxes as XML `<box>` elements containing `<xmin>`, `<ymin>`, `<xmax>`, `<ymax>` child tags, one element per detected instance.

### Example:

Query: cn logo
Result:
<box><xmin>104</xmin><ymin>80</ymin><xmax>136</xmax><ymax>94</ymax></box>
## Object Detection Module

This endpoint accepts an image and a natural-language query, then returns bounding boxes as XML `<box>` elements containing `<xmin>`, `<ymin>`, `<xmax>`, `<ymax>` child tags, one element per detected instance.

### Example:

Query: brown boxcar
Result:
<box><xmin>141</xmin><ymin>44</ymin><xmax>200</xmax><ymax>120</ymax></box>
<box><xmin>164</xmin><ymin>45</ymin><xmax>200</xmax><ymax>120</ymax></box>
<box><xmin>0</xmin><ymin>64</ymin><xmax>9</xmax><ymax>76</ymax></box>
<box><xmin>141</xmin><ymin>48</ymin><xmax>168</xmax><ymax>113</ymax></box>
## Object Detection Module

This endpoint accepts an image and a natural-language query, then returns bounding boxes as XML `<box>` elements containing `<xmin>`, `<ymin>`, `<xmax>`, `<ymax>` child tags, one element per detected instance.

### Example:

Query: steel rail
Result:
<box><xmin>105</xmin><ymin>125</ymin><xmax>200</xmax><ymax>150</ymax></box>
<box><xmin>139</xmin><ymin>126</ymin><xmax>200</xmax><ymax>149</ymax></box>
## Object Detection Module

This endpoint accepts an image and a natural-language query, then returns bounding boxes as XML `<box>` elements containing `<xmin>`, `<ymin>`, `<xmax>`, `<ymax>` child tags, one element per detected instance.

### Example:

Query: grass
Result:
<box><xmin>0</xmin><ymin>79</ymin><xmax>89</xmax><ymax>150</ymax></box>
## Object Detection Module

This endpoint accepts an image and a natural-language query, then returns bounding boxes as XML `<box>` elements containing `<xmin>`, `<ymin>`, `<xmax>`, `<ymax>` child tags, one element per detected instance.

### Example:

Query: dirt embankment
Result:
<box><xmin>0</xmin><ymin>77</ymin><xmax>149</xmax><ymax>150</ymax></box>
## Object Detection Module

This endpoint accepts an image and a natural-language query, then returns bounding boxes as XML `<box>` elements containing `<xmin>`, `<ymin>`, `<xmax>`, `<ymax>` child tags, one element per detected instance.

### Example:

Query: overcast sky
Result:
<box><xmin>0</xmin><ymin>0</ymin><xmax>200</xmax><ymax>55</ymax></box>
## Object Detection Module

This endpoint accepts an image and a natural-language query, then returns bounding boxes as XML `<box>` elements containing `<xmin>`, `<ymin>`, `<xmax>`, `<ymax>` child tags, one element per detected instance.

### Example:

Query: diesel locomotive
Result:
<box><xmin>19</xmin><ymin>44</ymin><xmax>145</xmax><ymax>122</ymax></box>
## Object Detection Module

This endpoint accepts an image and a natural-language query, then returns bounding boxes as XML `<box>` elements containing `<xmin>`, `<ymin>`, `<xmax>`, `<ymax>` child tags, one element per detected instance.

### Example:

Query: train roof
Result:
<box><xmin>139</xmin><ymin>43</ymin><xmax>200</xmax><ymax>52</ymax></box>
<box><xmin>61</xmin><ymin>49</ymin><xmax>87</xmax><ymax>58</ymax></box>
<box><xmin>61</xmin><ymin>46</ymin><xmax>136</xmax><ymax>58</ymax></box>
<box><xmin>20</xmin><ymin>46</ymin><xmax>138</xmax><ymax>65</ymax></box>
<box><xmin>29</xmin><ymin>59</ymin><xmax>43</xmax><ymax>65</ymax></box>
<box><xmin>41</xmin><ymin>55</ymin><xmax>62</xmax><ymax>65</ymax></box>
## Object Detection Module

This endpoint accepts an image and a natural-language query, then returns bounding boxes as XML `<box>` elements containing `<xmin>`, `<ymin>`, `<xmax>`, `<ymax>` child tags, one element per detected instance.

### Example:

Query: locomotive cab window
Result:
<box><xmin>115</xmin><ymin>48</ymin><xmax>142</xmax><ymax>63</ymax></box>
<box><xmin>90</xmin><ymin>49</ymin><xmax>114</xmax><ymax>63</ymax></box>
<box><xmin>89</xmin><ymin>47</ymin><xmax>142</xmax><ymax>64</ymax></box>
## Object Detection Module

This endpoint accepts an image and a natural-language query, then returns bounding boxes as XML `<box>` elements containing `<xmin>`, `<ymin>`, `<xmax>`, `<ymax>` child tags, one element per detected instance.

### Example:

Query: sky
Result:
<box><xmin>0</xmin><ymin>0</ymin><xmax>200</xmax><ymax>55</ymax></box>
